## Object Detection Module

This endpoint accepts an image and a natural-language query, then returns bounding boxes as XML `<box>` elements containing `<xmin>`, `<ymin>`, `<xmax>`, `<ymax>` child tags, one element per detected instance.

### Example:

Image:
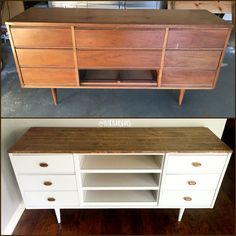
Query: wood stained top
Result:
<box><xmin>9</xmin><ymin>127</ymin><xmax>231</xmax><ymax>154</ymax></box>
<box><xmin>6</xmin><ymin>8</ymin><xmax>231</xmax><ymax>28</ymax></box>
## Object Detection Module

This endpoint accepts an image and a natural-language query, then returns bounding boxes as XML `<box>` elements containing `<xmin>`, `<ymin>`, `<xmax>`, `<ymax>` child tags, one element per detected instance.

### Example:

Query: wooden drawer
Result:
<box><xmin>12</xmin><ymin>154</ymin><xmax>75</xmax><ymax>174</ymax></box>
<box><xmin>159</xmin><ymin>190</ymin><xmax>215</xmax><ymax>207</ymax></box>
<box><xmin>17</xmin><ymin>49</ymin><xmax>74</xmax><ymax>67</ymax></box>
<box><xmin>19</xmin><ymin>175</ymin><xmax>77</xmax><ymax>191</ymax></box>
<box><xmin>167</xmin><ymin>29</ymin><xmax>228</xmax><ymax>49</ymax></box>
<box><xmin>166</xmin><ymin>154</ymin><xmax>227</xmax><ymax>174</ymax></box>
<box><xmin>11</xmin><ymin>28</ymin><xmax>73</xmax><ymax>48</ymax></box>
<box><xmin>77</xmin><ymin>50</ymin><xmax>162</xmax><ymax>68</ymax></box>
<box><xmin>164</xmin><ymin>50</ymin><xmax>221</xmax><ymax>70</ymax></box>
<box><xmin>161</xmin><ymin>68</ymin><xmax>215</xmax><ymax>88</ymax></box>
<box><xmin>162</xmin><ymin>174</ymin><xmax>220</xmax><ymax>190</ymax></box>
<box><xmin>21</xmin><ymin>68</ymin><xmax>77</xmax><ymax>86</ymax></box>
<box><xmin>24</xmin><ymin>191</ymin><xmax>79</xmax><ymax>207</ymax></box>
<box><xmin>75</xmin><ymin>29</ymin><xmax>165</xmax><ymax>49</ymax></box>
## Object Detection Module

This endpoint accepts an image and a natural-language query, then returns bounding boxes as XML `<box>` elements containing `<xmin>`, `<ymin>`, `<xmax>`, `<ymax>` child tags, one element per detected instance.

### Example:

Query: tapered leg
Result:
<box><xmin>178</xmin><ymin>89</ymin><xmax>186</xmax><ymax>106</ymax></box>
<box><xmin>178</xmin><ymin>208</ymin><xmax>185</xmax><ymax>221</ymax></box>
<box><xmin>54</xmin><ymin>208</ymin><xmax>61</xmax><ymax>224</ymax></box>
<box><xmin>51</xmin><ymin>88</ymin><xmax>58</xmax><ymax>105</ymax></box>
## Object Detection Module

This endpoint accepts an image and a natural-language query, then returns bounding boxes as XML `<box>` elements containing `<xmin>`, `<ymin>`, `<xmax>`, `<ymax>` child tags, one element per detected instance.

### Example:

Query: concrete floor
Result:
<box><xmin>1</xmin><ymin>36</ymin><xmax>235</xmax><ymax>117</ymax></box>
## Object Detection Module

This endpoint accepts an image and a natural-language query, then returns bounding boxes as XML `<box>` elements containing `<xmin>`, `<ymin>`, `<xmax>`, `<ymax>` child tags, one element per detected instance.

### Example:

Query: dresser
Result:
<box><xmin>6</xmin><ymin>8</ymin><xmax>232</xmax><ymax>105</ymax></box>
<box><xmin>9</xmin><ymin>127</ymin><xmax>232</xmax><ymax>223</ymax></box>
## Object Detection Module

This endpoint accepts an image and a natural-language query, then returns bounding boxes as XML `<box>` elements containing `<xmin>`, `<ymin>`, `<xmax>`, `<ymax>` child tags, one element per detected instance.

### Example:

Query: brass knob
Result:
<box><xmin>43</xmin><ymin>181</ymin><xmax>52</xmax><ymax>186</ymax></box>
<box><xmin>39</xmin><ymin>162</ymin><xmax>48</xmax><ymax>167</ymax></box>
<box><xmin>183</xmin><ymin>196</ymin><xmax>192</xmax><ymax>201</ymax></box>
<box><xmin>187</xmin><ymin>180</ymin><xmax>196</xmax><ymax>185</ymax></box>
<box><xmin>192</xmin><ymin>162</ymin><xmax>202</xmax><ymax>167</ymax></box>
<box><xmin>47</xmin><ymin>197</ymin><xmax>55</xmax><ymax>202</ymax></box>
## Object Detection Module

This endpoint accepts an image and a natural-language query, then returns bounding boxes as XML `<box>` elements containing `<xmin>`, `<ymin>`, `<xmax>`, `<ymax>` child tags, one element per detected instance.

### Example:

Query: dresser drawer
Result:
<box><xmin>21</xmin><ymin>68</ymin><xmax>77</xmax><ymax>86</ymax></box>
<box><xmin>165</xmin><ymin>50</ymin><xmax>221</xmax><ymax>70</ymax></box>
<box><xmin>11</xmin><ymin>28</ymin><xmax>73</xmax><ymax>48</ymax></box>
<box><xmin>25</xmin><ymin>191</ymin><xmax>79</xmax><ymax>207</ymax></box>
<box><xmin>17</xmin><ymin>49</ymin><xmax>74</xmax><ymax>67</ymax></box>
<box><xmin>167</xmin><ymin>29</ymin><xmax>228</xmax><ymax>49</ymax></box>
<box><xmin>166</xmin><ymin>154</ymin><xmax>227</xmax><ymax>174</ymax></box>
<box><xmin>77</xmin><ymin>50</ymin><xmax>162</xmax><ymax>68</ymax></box>
<box><xmin>161</xmin><ymin>68</ymin><xmax>215</xmax><ymax>88</ymax></box>
<box><xmin>162</xmin><ymin>174</ymin><xmax>220</xmax><ymax>190</ymax></box>
<box><xmin>12</xmin><ymin>154</ymin><xmax>75</xmax><ymax>174</ymax></box>
<box><xmin>159</xmin><ymin>190</ymin><xmax>215</xmax><ymax>207</ymax></box>
<box><xmin>19</xmin><ymin>175</ymin><xmax>77</xmax><ymax>191</ymax></box>
<box><xmin>75</xmin><ymin>29</ymin><xmax>165</xmax><ymax>49</ymax></box>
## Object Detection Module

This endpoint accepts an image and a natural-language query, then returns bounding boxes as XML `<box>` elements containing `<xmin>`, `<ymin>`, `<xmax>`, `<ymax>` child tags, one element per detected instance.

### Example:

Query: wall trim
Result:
<box><xmin>2</xmin><ymin>201</ymin><xmax>25</xmax><ymax>235</ymax></box>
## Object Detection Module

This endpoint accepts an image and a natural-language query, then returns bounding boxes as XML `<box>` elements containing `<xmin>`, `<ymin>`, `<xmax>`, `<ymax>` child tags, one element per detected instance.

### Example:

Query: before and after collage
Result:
<box><xmin>1</xmin><ymin>1</ymin><xmax>235</xmax><ymax>235</ymax></box>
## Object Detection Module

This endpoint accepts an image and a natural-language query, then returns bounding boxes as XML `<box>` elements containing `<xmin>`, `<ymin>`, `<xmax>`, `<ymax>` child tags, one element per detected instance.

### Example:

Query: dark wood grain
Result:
<box><xmin>9</xmin><ymin>127</ymin><xmax>231</xmax><ymax>154</ymax></box>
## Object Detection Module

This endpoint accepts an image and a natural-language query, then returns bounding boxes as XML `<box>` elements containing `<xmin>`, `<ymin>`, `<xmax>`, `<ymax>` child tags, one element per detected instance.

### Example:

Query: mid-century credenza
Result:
<box><xmin>9</xmin><ymin>127</ymin><xmax>232</xmax><ymax>223</ymax></box>
<box><xmin>6</xmin><ymin>8</ymin><xmax>232</xmax><ymax>105</ymax></box>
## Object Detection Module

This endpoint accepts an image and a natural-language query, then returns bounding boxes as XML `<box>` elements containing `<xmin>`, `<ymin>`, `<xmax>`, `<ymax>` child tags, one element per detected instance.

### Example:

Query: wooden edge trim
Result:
<box><xmin>71</xmin><ymin>25</ymin><xmax>80</xmax><ymax>86</ymax></box>
<box><xmin>157</xmin><ymin>27</ymin><xmax>169</xmax><ymax>87</ymax></box>
<box><xmin>212</xmin><ymin>28</ymin><xmax>232</xmax><ymax>88</ymax></box>
<box><xmin>5</xmin><ymin>25</ymin><xmax>25</xmax><ymax>87</ymax></box>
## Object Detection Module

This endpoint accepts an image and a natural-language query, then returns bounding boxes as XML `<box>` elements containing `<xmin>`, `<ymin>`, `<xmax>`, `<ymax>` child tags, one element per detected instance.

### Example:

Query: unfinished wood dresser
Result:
<box><xmin>9</xmin><ymin>127</ymin><xmax>232</xmax><ymax>223</ymax></box>
<box><xmin>6</xmin><ymin>8</ymin><xmax>232</xmax><ymax>105</ymax></box>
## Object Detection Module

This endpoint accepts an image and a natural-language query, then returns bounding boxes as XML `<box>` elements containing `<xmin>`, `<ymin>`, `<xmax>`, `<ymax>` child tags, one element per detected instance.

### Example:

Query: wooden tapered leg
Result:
<box><xmin>178</xmin><ymin>208</ymin><xmax>185</xmax><ymax>221</ymax></box>
<box><xmin>178</xmin><ymin>89</ymin><xmax>186</xmax><ymax>106</ymax></box>
<box><xmin>51</xmin><ymin>88</ymin><xmax>58</xmax><ymax>105</ymax></box>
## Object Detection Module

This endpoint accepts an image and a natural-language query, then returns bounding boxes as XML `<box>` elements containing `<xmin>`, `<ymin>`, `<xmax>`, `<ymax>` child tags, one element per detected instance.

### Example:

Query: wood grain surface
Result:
<box><xmin>9</xmin><ymin>127</ymin><xmax>231</xmax><ymax>154</ymax></box>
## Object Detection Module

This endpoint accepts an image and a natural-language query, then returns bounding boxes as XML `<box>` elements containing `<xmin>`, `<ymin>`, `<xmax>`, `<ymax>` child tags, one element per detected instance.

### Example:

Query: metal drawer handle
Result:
<box><xmin>43</xmin><ymin>181</ymin><xmax>52</xmax><ymax>186</ymax></box>
<box><xmin>187</xmin><ymin>180</ymin><xmax>196</xmax><ymax>185</ymax></box>
<box><xmin>192</xmin><ymin>162</ymin><xmax>202</xmax><ymax>167</ymax></box>
<box><xmin>47</xmin><ymin>197</ymin><xmax>56</xmax><ymax>202</ymax></box>
<box><xmin>183</xmin><ymin>196</ymin><xmax>192</xmax><ymax>201</ymax></box>
<box><xmin>39</xmin><ymin>162</ymin><xmax>48</xmax><ymax>167</ymax></box>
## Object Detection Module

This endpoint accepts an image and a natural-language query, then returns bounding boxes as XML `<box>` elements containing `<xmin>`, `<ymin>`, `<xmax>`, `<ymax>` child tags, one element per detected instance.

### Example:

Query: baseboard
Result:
<box><xmin>2</xmin><ymin>201</ymin><xmax>25</xmax><ymax>235</ymax></box>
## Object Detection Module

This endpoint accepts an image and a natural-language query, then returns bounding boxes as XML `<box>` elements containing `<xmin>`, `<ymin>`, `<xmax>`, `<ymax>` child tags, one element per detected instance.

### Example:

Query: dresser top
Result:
<box><xmin>9</xmin><ymin>127</ymin><xmax>231</xmax><ymax>154</ymax></box>
<box><xmin>7</xmin><ymin>8</ymin><xmax>231</xmax><ymax>28</ymax></box>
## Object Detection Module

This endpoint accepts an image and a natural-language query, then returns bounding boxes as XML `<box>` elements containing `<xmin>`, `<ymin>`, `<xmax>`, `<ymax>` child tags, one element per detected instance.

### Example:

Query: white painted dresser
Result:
<box><xmin>9</xmin><ymin>127</ymin><xmax>232</xmax><ymax>223</ymax></box>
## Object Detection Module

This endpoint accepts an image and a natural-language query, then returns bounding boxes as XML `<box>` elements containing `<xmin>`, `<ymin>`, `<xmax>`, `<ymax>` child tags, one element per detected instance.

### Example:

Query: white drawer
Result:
<box><xmin>162</xmin><ymin>174</ymin><xmax>220</xmax><ymax>190</ymax></box>
<box><xmin>159</xmin><ymin>190</ymin><xmax>215</xmax><ymax>207</ymax></box>
<box><xmin>166</xmin><ymin>154</ymin><xmax>227</xmax><ymax>174</ymax></box>
<box><xmin>12</xmin><ymin>154</ymin><xmax>75</xmax><ymax>174</ymax></box>
<box><xmin>24</xmin><ymin>191</ymin><xmax>79</xmax><ymax>207</ymax></box>
<box><xmin>19</xmin><ymin>175</ymin><xmax>77</xmax><ymax>191</ymax></box>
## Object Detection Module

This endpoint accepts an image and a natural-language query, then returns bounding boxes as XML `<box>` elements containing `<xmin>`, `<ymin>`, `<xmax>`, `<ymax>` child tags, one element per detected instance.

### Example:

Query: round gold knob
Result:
<box><xmin>39</xmin><ymin>162</ymin><xmax>48</xmax><ymax>167</ymax></box>
<box><xmin>183</xmin><ymin>196</ymin><xmax>192</xmax><ymax>201</ymax></box>
<box><xmin>187</xmin><ymin>180</ymin><xmax>196</xmax><ymax>185</ymax></box>
<box><xmin>43</xmin><ymin>181</ymin><xmax>52</xmax><ymax>186</ymax></box>
<box><xmin>192</xmin><ymin>162</ymin><xmax>202</xmax><ymax>167</ymax></box>
<box><xmin>47</xmin><ymin>197</ymin><xmax>55</xmax><ymax>202</ymax></box>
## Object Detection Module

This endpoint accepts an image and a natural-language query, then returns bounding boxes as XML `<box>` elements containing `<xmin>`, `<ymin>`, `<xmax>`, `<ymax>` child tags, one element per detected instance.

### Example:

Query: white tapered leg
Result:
<box><xmin>178</xmin><ymin>208</ymin><xmax>185</xmax><ymax>221</ymax></box>
<box><xmin>54</xmin><ymin>208</ymin><xmax>61</xmax><ymax>224</ymax></box>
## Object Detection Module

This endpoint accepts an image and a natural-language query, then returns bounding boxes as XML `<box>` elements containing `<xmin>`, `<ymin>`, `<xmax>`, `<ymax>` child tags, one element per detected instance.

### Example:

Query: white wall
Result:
<box><xmin>1</xmin><ymin>118</ymin><xmax>227</xmax><ymax>234</ymax></box>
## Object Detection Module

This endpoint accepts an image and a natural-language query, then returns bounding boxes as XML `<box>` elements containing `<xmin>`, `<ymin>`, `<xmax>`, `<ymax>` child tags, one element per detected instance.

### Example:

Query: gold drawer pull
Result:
<box><xmin>43</xmin><ymin>181</ymin><xmax>52</xmax><ymax>186</ymax></box>
<box><xmin>183</xmin><ymin>196</ymin><xmax>192</xmax><ymax>201</ymax></box>
<box><xmin>187</xmin><ymin>180</ymin><xmax>196</xmax><ymax>185</ymax></box>
<box><xmin>47</xmin><ymin>197</ymin><xmax>56</xmax><ymax>202</ymax></box>
<box><xmin>39</xmin><ymin>162</ymin><xmax>48</xmax><ymax>167</ymax></box>
<box><xmin>192</xmin><ymin>162</ymin><xmax>202</xmax><ymax>167</ymax></box>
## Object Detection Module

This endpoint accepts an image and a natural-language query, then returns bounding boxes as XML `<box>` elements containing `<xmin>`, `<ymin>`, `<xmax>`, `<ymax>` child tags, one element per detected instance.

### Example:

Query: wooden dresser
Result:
<box><xmin>6</xmin><ymin>8</ymin><xmax>232</xmax><ymax>105</ymax></box>
<box><xmin>9</xmin><ymin>127</ymin><xmax>232</xmax><ymax>223</ymax></box>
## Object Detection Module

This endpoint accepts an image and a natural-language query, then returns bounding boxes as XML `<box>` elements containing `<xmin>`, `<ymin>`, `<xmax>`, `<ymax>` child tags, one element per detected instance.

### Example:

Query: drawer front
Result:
<box><xmin>17</xmin><ymin>49</ymin><xmax>74</xmax><ymax>67</ymax></box>
<box><xmin>161</xmin><ymin>68</ymin><xmax>215</xmax><ymax>88</ymax></box>
<box><xmin>12</xmin><ymin>155</ymin><xmax>75</xmax><ymax>174</ymax></box>
<box><xmin>159</xmin><ymin>190</ymin><xmax>215</xmax><ymax>207</ymax></box>
<box><xmin>11</xmin><ymin>28</ymin><xmax>73</xmax><ymax>48</ymax></box>
<box><xmin>19</xmin><ymin>175</ymin><xmax>77</xmax><ymax>191</ymax></box>
<box><xmin>166</xmin><ymin>154</ymin><xmax>227</xmax><ymax>174</ymax></box>
<box><xmin>77</xmin><ymin>50</ymin><xmax>162</xmax><ymax>68</ymax></box>
<box><xmin>25</xmin><ymin>191</ymin><xmax>79</xmax><ymax>207</ymax></box>
<box><xmin>162</xmin><ymin>174</ymin><xmax>220</xmax><ymax>190</ymax></box>
<box><xmin>21</xmin><ymin>68</ymin><xmax>77</xmax><ymax>86</ymax></box>
<box><xmin>167</xmin><ymin>29</ymin><xmax>228</xmax><ymax>49</ymax></box>
<box><xmin>76</xmin><ymin>29</ymin><xmax>165</xmax><ymax>49</ymax></box>
<box><xmin>165</xmin><ymin>50</ymin><xmax>221</xmax><ymax>70</ymax></box>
